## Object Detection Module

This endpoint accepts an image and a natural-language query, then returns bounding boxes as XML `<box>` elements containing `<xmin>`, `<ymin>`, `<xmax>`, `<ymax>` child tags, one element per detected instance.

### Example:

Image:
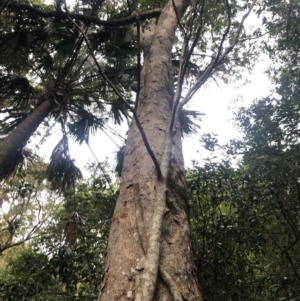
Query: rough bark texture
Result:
<box><xmin>0</xmin><ymin>96</ymin><xmax>53</xmax><ymax>172</ymax></box>
<box><xmin>99</xmin><ymin>0</ymin><xmax>202</xmax><ymax>300</ymax></box>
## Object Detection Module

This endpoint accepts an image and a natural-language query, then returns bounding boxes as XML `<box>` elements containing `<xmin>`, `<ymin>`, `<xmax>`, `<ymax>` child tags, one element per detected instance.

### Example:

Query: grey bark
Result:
<box><xmin>98</xmin><ymin>0</ymin><xmax>202</xmax><ymax>300</ymax></box>
<box><xmin>0</xmin><ymin>96</ymin><xmax>53</xmax><ymax>176</ymax></box>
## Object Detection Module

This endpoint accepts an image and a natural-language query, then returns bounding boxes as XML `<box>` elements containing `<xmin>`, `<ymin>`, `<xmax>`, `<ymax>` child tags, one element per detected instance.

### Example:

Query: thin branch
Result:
<box><xmin>0</xmin><ymin>236</ymin><xmax>37</xmax><ymax>254</ymax></box>
<box><xmin>180</xmin><ymin>0</ymin><xmax>230</xmax><ymax>104</ymax></box>
<box><xmin>170</xmin><ymin>0</ymin><xmax>205</xmax><ymax>132</ymax></box>
<box><xmin>179</xmin><ymin>0</ymin><xmax>257</xmax><ymax>109</ymax></box>
<box><xmin>133</xmin><ymin>0</ymin><xmax>141</xmax><ymax>110</ymax></box>
<box><xmin>286</xmin><ymin>232</ymin><xmax>300</xmax><ymax>252</ymax></box>
<box><xmin>62</xmin><ymin>0</ymin><xmax>105</xmax><ymax>80</ymax></box>
<box><xmin>102</xmin><ymin>124</ymin><xmax>126</xmax><ymax>143</ymax></box>
<box><xmin>264</xmin><ymin>226</ymin><xmax>300</xmax><ymax>283</ymax></box>
<box><xmin>237</xmin><ymin>29</ymin><xmax>271</xmax><ymax>43</ymax></box>
<box><xmin>0</xmin><ymin>0</ymin><xmax>13</xmax><ymax>13</ymax></box>
<box><xmin>101</xmin><ymin>127</ymin><xmax>123</xmax><ymax>147</ymax></box>
<box><xmin>213</xmin><ymin>0</ymin><xmax>231</xmax><ymax>67</ymax></box>
<box><xmin>191</xmin><ymin>53</ymin><xmax>216</xmax><ymax>59</ymax></box>
<box><xmin>181</xmin><ymin>0</ymin><xmax>206</xmax><ymax>79</ymax></box>
<box><xmin>218</xmin><ymin>0</ymin><xmax>257</xmax><ymax>63</ymax></box>
<box><xmin>90</xmin><ymin>0</ymin><xmax>105</xmax><ymax>16</ymax></box>
<box><xmin>171</xmin><ymin>0</ymin><xmax>186</xmax><ymax>36</ymax></box>
<box><xmin>68</xmin><ymin>15</ymin><xmax>162</xmax><ymax>179</ymax></box>
<box><xmin>86</xmin><ymin>142</ymin><xmax>115</xmax><ymax>195</ymax></box>
<box><xmin>61</xmin><ymin>0</ymin><xmax>89</xmax><ymax>80</ymax></box>
<box><xmin>6</xmin><ymin>3</ymin><xmax>161</xmax><ymax>27</ymax></box>
<box><xmin>25</xmin><ymin>220</ymin><xmax>42</xmax><ymax>241</ymax></box>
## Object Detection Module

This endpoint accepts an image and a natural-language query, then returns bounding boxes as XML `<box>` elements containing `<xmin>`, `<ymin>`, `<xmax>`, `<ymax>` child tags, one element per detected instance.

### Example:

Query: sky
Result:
<box><xmin>182</xmin><ymin>55</ymin><xmax>272</xmax><ymax>165</ymax></box>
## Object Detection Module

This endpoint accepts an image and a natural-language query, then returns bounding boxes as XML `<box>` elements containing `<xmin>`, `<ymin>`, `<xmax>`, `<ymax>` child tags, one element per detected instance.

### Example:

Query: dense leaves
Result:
<box><xmin>0</xmin><ymin>171</ymin><xmax>115</xmax><ymax>301</ymax></box>
<box><xmin>188</xmin><ymin>87</ymin><xmax>300</xmax><ymax>300</ymax></box>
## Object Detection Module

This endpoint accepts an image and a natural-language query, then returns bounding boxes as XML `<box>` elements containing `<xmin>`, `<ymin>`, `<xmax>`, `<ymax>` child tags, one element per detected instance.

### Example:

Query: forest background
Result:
<box><xmin>1</xmin><ymin>0</ymin><xmax>300</xmax><ymax>300</ymax></box>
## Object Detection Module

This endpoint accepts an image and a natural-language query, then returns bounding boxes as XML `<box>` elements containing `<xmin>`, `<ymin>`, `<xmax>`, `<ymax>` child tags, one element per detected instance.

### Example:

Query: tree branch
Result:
<box><xmin>133</xmin><ymin>0</ymin><xmax>141</xmax><ymax>110</ymax></box>
<box><xmin>6</xmin><ymin>3</ymin><xmax>161</xmax><ymax>27</ymax></box>
<box><xmin>0</xmin><ymin>236</ymin><xmax>37</xmax><ymax>254</ymax></box>
<box><xmin>170</xmin><ymin>0</ymin><xmax>205</xmax><ymax>132</ymax></box>
<box><xmin>179</xmin><ymin>0</ymin><xmax>257</xmax><ymax>109</ymax></box>
<box><xmin>213</xmin><ymin>0</ymin><xmax>231</xmax><ymax>67</ymax></box>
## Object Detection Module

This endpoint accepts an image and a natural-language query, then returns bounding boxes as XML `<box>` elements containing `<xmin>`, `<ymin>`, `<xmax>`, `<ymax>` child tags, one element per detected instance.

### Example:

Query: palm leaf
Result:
<box><xmin>109</xmin><ymin>97</ymin><xmax>129</xmax><ymax>125</ymax></box>
<box><xmin>0</xmin><ymin>75</ymin><xmax>36</xmax><ymax>106</ymax></box>
<box><xmin>0</xmin><ymin>11</ymin><xmax>51</xmax><ymax>72</ymax></box>
<box><xmin>47</xmin><ymin>139</ymin><xmax>82</xmax><ymax>191</ymax></box>
<box><xmin>115</xmin><ymin>145</ymin><xmax>125</xmax><ymax>176</ymax></box>
<box><xmin>179</xmin><ymin>109</ymin><xmax>204</xmax><ymax>138</ymax></box>
<box><xmin>51</xmin><ymin>20</ymin><xmax>80</xmax><ymax>61</ymax></box>
<box><xmin>68</xmin><ymin>109</ymin><xmax>106</xmax><ymax>144</ymax></box>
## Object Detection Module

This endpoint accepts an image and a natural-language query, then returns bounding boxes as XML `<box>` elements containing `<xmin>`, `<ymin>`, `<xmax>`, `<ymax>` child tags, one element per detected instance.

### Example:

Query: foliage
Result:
<box><xmin>0</xmin><ymin>160</ymin><xmax>58</xmax><ymax>256</ymax></box>
<box><xmin>187</xmin><ymin>79</ymin><xmax>300</xmax><ymax>300</ymax></box>
<box><xmin>188</xmin><ymin>160</ymin><xmax>265</xmax><ymax>300</ymax></box>
<box><xmin>0</xmin><ymin>172</ymin><xmax>115</xmax><ymax>301</ymax></box>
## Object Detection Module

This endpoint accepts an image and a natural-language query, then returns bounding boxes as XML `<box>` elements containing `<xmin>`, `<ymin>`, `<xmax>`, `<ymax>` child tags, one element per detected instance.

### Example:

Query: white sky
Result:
<box><xmin>183</xmin><ymin>56</ymin><xmax>272</xmax><ymax>165</ymax></box>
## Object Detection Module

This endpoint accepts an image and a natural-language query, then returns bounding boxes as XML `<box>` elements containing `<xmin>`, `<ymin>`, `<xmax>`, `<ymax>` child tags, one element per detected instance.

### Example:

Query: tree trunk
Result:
<box><xmin>99</xmin><ymin>0</ymin><xmax>202</xmax><ymax>300</ymax></box>
<box><xmin>0</xmin><ymin>96</ymin><xmax>53</xmax><ymax>176</ymax></box>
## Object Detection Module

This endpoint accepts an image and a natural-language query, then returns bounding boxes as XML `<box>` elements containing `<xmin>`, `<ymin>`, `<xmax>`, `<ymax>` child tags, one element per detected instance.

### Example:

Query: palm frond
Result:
<box><xmin>115</xmin><ymin>145</ymin><xmax>125</xmax><ymax>176</ymax></box>
<box><xmin>0</xmin><ymin>31</ymin><xmax>33</xmax><ymax>67</ymax></box>
<box><xmin>109</xmin><ymin>97</ymin><xmax>129</xmax><ymax>125</ymax></box>
<box><xmin>0</xmin><ymin>75</ymin><xmax>36</xmax><ymax>106</ymax></box>
<box><xmin>51</xmin><ymin>20</ymin><xmax>80</xmax><ymax>62</ymax></box>
<box><xmin>47</xmin><ymin>139</ymin><xmax>82</xmax><ymax>191</ymax></box>
<box><xmin>68</xmin><ymin>109</ymin><xmax>106</xmax><ymax>144</ymax></box>
<box><xmin>0</xmin><ymin>11</ymin><xmax>50</xmax><ymax>72</ymax></box>
<box><xmin>179</xmin><ymin>109</ymin><xmax>204</xmax><ymax>138</ymax></box>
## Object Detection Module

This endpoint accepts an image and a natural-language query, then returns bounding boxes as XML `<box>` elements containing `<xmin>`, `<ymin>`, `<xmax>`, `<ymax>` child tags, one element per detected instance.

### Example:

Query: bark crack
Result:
<box><xmin>134</xmin><ymin>183</ymin><xmax>148</xmax><ymax>253</ymax></box>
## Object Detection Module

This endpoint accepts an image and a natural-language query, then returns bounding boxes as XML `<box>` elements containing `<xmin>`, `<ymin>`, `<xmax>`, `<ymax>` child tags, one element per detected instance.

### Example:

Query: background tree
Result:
<box><xmin>0</xmin><ymin>167</ymin><xmax>115</xmax><ymax>301</ymax></box>
<box><xmin>0</xmin><ymin>160</ymin><xmax>57</xmax><ymax>255</ymax></box>
<box><xmin>187</xmin><ymin>2</ymin><xmax>300</xmax><ymax>296</ymax></box>
<box><xmin>0</xmin><ymin>0</ymin><xmax>131</xmax><ymax>182</ymax></box>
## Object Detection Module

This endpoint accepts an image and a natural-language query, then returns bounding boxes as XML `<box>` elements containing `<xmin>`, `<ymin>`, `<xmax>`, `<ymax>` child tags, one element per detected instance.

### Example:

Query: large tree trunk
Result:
<box><xmin>99</xmin><ymin>0</ymin><xmax>202</xmax><ymax>300</ymax></box>
<box><xmin>0</xmin><ymin>96</ymin><xmax>53</xmax><ymax>177</ymax></box>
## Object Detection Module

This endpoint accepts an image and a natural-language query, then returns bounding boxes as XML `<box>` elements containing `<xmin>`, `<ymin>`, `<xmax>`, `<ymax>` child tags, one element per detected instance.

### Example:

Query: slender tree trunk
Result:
<box><xmin>99</xmin><ymin>0</ymin><xmax>202</xmax><ymax>300</ymax></box>
<box><xmin>0</xmin><ymin>96</ymin><xmax>53</xmax><ymax>175</ymax></box>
